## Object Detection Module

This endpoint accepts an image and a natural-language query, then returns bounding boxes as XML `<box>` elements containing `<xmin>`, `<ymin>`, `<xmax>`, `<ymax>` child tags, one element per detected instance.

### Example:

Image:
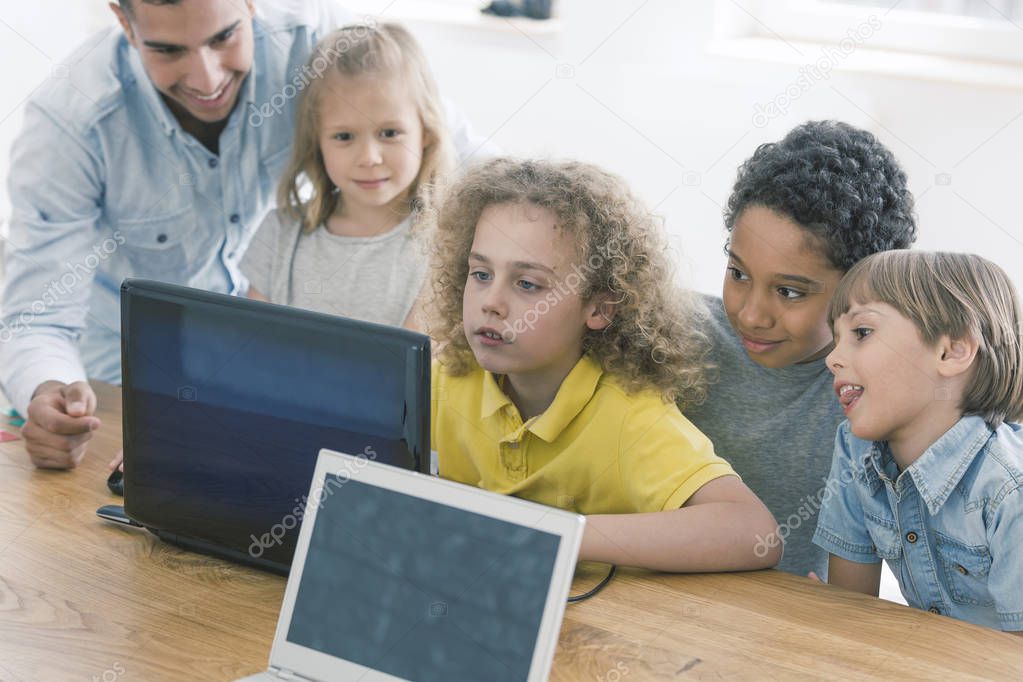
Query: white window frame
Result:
<box><xmin>712</xmin><ymin>0</ymin><xmax>1023</xmax><ymax>87</ymax></box>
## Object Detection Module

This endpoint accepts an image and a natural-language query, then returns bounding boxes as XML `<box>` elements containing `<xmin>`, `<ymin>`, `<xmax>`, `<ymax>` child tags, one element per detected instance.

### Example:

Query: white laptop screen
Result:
<box><xmin>286</xmin><ymin>474</ymin><xmax>563</xmax><ymax>681</ymax></box>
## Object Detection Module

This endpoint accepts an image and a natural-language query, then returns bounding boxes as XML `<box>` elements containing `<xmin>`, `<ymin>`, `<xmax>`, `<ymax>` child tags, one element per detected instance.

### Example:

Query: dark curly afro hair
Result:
<box><xmin>725</xmin><ymin>120</ymin><xmax>917</xmax><ymax>271</ymax></box>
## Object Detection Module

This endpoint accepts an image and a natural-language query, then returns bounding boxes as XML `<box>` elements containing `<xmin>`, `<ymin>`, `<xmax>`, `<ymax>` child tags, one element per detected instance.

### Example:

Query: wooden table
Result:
<box><xmin>1</xmin><ymin>382</ymin><xmax>1020</xmax><ymax>681</ymax></box>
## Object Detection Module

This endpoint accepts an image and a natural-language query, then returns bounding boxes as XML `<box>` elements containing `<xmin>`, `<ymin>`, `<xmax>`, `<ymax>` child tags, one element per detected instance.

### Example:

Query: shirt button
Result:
<box><xmin>507</xmin><ymin>441</ymin><xmax>519</xmax><ymax>449</ymax></box>
<box><xmin>230</xmin><ymin>213</ymin><xmax>240</xmax><ymax>223</ymax></box>
<box><xmin>906</xmin><ymin>531</ymin><xmax>918</xmax><ymax>544</ymax></box>
<box><xmin>228</xmin><ymin>251</ymin><xmax>237</xmax><ymax>259</ymax></box>
<box><xmin>928</xmin><ymin>606</ymin><xmax>941</xmax><ymax>614</ymax></box>
<box><xmin>956</xmin><ymin>564</ymin><xmax>969</xmax><ymax>576</ymax></box>
<box><xmin>208</xmin><ymin>157</ymin><xmax>219</xmax><ymax>168</ymax></box>
<box><xmin>156</xmin><ymin>233</ymin><xmax>168</xmax><ymax>243</ymax></box>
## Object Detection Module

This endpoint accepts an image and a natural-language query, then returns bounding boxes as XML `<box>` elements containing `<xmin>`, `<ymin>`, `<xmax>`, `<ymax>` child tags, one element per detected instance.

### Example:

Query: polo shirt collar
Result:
<box><xmin>529</xmin><ymin>355</ymin><xmax>604</xmax><ymax>442</ymax></box>
<box><xmin>479</xmin><ymin>355</ymin><xmax>605</xmax><ymax>443</ymax></box>
<box><xmin>480</xmin><ymin>369</ymin><xmax>513</xmax><ymax>419</ymax></box>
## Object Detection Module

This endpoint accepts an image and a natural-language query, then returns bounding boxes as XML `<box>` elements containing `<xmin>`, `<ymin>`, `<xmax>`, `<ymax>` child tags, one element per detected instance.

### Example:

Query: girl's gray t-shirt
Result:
<box><xmin>684</xmin><ymin>294</ymin><xmax>844</xmax><ymax>578</ymax></box>
<box><xmin>240</xmin><ymin>209</ymin><xmax>427</xmax><ymax>327</ymax></box>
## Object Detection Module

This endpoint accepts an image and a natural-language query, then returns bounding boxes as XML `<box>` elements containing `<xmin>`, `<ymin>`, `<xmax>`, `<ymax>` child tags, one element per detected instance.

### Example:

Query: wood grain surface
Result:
<box><xmin>0</xmin><ymin>382</ymin><xmax>1019</xmax><ymax>681</ymax></box>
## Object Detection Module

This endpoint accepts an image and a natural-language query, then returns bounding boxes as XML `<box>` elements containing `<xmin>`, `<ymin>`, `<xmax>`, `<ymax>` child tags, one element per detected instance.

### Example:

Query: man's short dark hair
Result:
<box><xmin>118</xmin><ymin>0</ymin><xmax>183</xmax><ymax>17</ymax></box>
<box><xmin>725</xmin><ymin>120</ymin><xmax>917</xmax><ymax>271</ymax></box>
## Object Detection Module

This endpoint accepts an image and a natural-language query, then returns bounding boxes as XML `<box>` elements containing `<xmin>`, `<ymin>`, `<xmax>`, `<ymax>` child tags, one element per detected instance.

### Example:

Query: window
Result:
<box><xmin>713</xmin><ymin>0</ymin><xmax>1023</xmax><ymax>85</ymax></box>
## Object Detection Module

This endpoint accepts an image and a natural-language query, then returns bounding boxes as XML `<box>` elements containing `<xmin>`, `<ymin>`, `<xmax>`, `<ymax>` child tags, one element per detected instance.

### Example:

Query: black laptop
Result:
<box><xmin>117</xmin><ymin>279</ymin><xmax>430</xmax><ymax>574</ymax></box>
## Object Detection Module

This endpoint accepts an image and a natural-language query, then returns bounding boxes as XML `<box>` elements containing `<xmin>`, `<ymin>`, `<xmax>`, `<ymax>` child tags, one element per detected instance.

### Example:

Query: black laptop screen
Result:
<box><xmin>121</xmin><ymin>281</ymin><xmax>430</xmax><ymax>570</ymax></box>
<box><xmin>287</xmin><ymin>475</ymin><xmax>562</xmax><ymax>682</ymax></box>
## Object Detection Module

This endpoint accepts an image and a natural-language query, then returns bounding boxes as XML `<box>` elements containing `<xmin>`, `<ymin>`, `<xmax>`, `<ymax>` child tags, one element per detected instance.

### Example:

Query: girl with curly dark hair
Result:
<box><xmin>684</xmin><ymin>121</ymin><xmax>917</xmax><ymax>580</ymax></box>
<box><xmin>426</xmin><ymin>157</ymin><xmax>781</xmax><ymax>572</ymax></box>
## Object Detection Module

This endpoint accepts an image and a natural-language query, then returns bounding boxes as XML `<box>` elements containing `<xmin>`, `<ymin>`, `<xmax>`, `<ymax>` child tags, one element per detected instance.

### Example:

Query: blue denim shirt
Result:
<box><xmin>813</xmin><ymin>416</ymin><xmax>1023</xmax><ymax>631</ymax></box>
<box><xmin>0</xmin><ymin>1</ymin><xmax>494</xmax><ymax>414</ymax></box>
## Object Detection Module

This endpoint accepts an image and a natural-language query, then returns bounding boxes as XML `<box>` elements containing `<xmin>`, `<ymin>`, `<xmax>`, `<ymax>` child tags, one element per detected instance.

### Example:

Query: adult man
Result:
<box><xmin>0</xmin><ymin>0</ymin><xmax>492</xmax><ymax>469</ymax></box>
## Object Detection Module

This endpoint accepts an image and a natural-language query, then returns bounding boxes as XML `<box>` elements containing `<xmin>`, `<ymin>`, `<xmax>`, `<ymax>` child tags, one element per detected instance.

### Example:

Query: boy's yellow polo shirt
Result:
<box><xmin>431</xmin><ymin>354</ymin><xmax>737</xmax><ymax>514</ymax></box>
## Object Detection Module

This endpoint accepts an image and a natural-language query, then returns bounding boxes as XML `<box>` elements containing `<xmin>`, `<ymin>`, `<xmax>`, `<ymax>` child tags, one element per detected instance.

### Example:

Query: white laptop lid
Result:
<box><xmin>266</xmin><ymin>448</ymin><xmax>585</xmax><ymax>682</ymax></box>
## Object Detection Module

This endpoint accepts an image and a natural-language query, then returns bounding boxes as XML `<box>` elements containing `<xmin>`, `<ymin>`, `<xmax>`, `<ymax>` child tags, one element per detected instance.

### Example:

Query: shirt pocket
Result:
<box><xmin>116</xmin><ymin>208</ymin><xmax>196</xmax><ymax>284</ymax></box>
<box><xmin>935</xmin><ymin>533</ymin><xmax>994</xmax><ymax>606</ymax></box>
<box><xmin>864</xmin><ymin>512</ymin><xmax>903</xmax><ymax>562</ymax></box>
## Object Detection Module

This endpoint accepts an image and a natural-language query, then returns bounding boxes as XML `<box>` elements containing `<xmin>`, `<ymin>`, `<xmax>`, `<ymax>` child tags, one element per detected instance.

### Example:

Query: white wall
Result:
<box><xmin>396</xmin><ymin>0</ymin><xmax>1023</xmax><ymax>297</ymax></box>
<box><xmin>0</xmin><ymin>1</ymin><xmax>113</xmax><ymax>218</ymax></box>
<box><xmin>1</xmin><ymin>1</ymin><xmax>1020</xmax><ymax>297</ymax></box>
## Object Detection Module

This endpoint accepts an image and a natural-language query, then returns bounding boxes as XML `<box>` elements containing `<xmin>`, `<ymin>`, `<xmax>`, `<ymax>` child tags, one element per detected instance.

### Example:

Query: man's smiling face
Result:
<box><xmin>112</xmin><ymin>0</ymin><xmax>256</xmax><ymax>124</ymax></box>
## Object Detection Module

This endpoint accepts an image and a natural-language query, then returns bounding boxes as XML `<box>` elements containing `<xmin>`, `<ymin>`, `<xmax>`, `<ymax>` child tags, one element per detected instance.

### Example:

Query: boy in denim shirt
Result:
<box><xmin>813</xmin><ymin>251</ymin><xmax>1023</xmax><ymax>635</ymax></box>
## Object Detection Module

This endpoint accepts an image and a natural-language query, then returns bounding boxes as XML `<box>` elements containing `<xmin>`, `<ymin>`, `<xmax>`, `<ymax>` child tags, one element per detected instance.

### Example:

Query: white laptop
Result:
<box><xmin>236</xmin><ymin>448</ymin><xmax>585</xmax><ymax>682</ymax></box>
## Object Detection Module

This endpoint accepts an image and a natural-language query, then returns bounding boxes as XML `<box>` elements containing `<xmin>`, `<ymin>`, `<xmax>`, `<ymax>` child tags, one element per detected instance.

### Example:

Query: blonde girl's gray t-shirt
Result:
<box><xmin>240</xmin><ymin>209</ymin><xmax>427</xmax><ymax>326</ymax></box>
<box><xmin>684</xmin><ymin>294</ymin><xmax>844</xmax><ymax>579</ymax></box>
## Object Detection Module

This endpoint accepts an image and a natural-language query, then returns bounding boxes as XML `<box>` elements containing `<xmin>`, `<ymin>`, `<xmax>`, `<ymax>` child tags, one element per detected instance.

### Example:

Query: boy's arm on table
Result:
<box><xmin>812</xmin><ymin>424</ymin><xmax>884</xmax><ymax>594</ymax></box>
<box><xmin>579</xmin><ymin>476</ymin><xmax>782</xmax><ymax>572</ymax></box>
<box><xmin>826</xmin><ymin>554</ymin><xmax>881</xmax><ymax>596</ymax></box>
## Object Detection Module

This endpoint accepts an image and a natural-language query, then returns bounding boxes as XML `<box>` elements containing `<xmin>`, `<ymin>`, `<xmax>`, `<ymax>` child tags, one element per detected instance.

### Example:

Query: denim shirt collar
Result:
<box><xmin>126</xmin><ymin>44</ymin><xmax>178</xmax><ymax>137</ymax></box>
<box><xmin>861</xmin><ymin>444</ymin><xmax>887</xmax><ymax>495</ymax></box>
<box><xmin>862</xmin><ymin>416</ymin><xmax>993</xmax><ymax>515</ymax></box>
<box><xmin>124</xmin><ymin>23</ymin><xmax>260</xmax><ymax>139</ymax></box>
<box><xmin>909</xmin><ymin>416</ymin><xmax>994</xmax><ymax>514</ymax></box>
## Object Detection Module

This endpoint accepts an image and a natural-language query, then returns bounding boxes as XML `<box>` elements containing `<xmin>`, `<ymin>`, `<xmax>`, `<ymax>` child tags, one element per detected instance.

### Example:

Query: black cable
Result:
<box><xmin>567</xmin><ymin>564</ymin><xmax>617</xmax><ymax>603</ymax></box>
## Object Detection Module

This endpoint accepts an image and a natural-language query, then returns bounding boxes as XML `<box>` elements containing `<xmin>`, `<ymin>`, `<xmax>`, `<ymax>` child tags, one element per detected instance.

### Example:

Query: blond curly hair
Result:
<box><xmin>426</xmin><ymin>158</ymin><xmax>712</xmax><ymax>408</ymax></box>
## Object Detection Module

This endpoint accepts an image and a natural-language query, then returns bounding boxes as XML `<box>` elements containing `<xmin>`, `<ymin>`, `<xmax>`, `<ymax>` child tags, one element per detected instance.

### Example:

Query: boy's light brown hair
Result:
<box><xmin>277</xmin><ymin>22</ymin><xmax>452</xmax><ymax>233</ymax></box>
<box><xmin>426</xmin><ymin>157</ymin><xmax>713</xmax><ymax>408</ymax></box>
<box><xmin>829</xmin><ymin>250</ymin><xmax>1023</xmax><ymax>426</ymax></box>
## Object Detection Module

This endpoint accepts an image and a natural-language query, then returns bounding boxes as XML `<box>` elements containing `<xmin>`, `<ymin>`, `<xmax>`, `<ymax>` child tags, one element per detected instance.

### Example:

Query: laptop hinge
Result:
<box><xmin>268</xmin><ymin>667</ymin><xmax>313</xmax><ymax>681</ymax></box>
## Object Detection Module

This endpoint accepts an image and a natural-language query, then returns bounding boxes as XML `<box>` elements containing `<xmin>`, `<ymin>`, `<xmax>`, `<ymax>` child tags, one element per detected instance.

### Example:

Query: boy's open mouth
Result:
<box><xmin>836</xmin><ymin>383</ymin><xmax>864</xmax><ymax>412</ymax></box>
<box><xmin>475</xmin><ymin>327</ymin><xmax>510</xmax><ymax>346</ymax></box>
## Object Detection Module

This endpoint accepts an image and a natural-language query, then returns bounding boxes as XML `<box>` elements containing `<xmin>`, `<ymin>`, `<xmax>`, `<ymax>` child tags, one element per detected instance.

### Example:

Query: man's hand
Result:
<box><xmin>23</xmin><ymin>380</ymin><xmax>101</xmax><ymax>469</ymax></box>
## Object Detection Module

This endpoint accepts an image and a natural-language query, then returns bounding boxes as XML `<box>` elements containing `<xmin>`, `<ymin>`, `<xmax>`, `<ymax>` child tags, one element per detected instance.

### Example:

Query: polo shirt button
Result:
<box><xmin>905</xmin><ymin>531</ymin><xmax>918</xmax><ymax>544</ymax></box>
<box><xmin>507</xmin><ymin>441</ymin><xmax>519</xmax><ymax>449</ymax></box>
<box><xmin>230</xmin><ymin>213</ymin><xmax>240</xmax><ymax>223</ymax></box>
<box><xmin>209</xmin><ymin>157</ymin><xmax>218</xmax><ymax>168</ymax></box>
<box><xmin>928</xmin><ymin>606</ymin><xmax>941</xmax><ymax>614</ymax></box>
<box><xmin>156</xmin><ymin>233</ymin><xmax>168</xmax><ymax>243</ymax></box>
<box><xmin>956</xmin><ymin>564</ymin><xmax>968</xmax><ymax>576</ymax></box>
<box><xmin>228</xmin><ymin>251</ymin><xmax>236</xmax><ymax>259</ymax></box>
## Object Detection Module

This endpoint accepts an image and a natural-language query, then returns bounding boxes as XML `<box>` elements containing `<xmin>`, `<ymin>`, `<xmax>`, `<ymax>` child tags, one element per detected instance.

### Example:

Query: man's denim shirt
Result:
<box><xmin>0</xmin><ymin>1</ymin><xmax>493</xmax><ymax>414</ymax></box>
<box><xmin>813</xmin><ymin>416</ymin><xmax>1023</xmax><ymax>632</ymax></box>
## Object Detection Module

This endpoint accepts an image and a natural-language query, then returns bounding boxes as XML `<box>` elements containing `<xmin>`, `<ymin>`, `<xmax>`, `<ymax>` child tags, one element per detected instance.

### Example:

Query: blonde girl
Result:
<box><xmin>242</xmin><ymin>23</ymin><xmax>451</xmax><ymax>329</ymax></box>
<box><xmin>427</xmin><ymin>158</ymin><xmax>781</xmax><ymax>572</ymax></box>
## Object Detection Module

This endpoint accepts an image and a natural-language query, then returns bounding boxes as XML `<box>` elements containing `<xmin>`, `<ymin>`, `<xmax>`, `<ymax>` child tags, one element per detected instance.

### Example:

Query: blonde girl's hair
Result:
<box><xmin>829</xmin><ymin>250</ymin><xmax>1023</xmax><ymax>426</ymax></box>
<box><xmin>426</xmin><ymin>157</ymin><xmax>713</xmax><ymax>408</ymax></box>
<box><xmin>276</xmin><ymin>22</ymin><xmax>453</xmax><ymax>232</ymax></box>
